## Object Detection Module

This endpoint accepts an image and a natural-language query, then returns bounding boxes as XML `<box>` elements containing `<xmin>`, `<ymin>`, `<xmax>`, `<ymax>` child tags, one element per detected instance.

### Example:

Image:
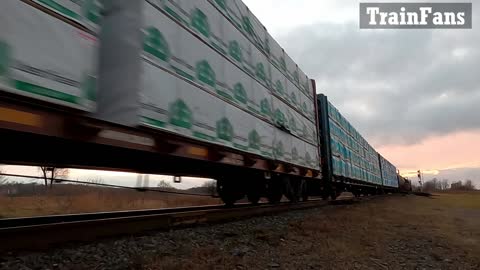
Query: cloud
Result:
<box><xmin>268</xmin><ymin>9</ymin><xmax>480</xmax><ymax>146</ymax></box>
<box><xmin>242</xmin><ymin>0</ymin><xmax>357</xmax><ymax>35</ymax></box>
<box><xmin>427</xmin><ymin>167</ymin><xmax>480</xmax><ymax>187</ymax></box>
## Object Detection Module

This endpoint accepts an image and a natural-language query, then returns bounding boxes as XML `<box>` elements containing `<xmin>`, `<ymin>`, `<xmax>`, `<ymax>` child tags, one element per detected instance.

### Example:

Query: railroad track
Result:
<box><xmin>0</xmin><ymin>194</ymin><xmax>391</xmax><ymax>253</ymax></box>
<box><xmin>0</xmin><ymin>199</ymin><xmax>332</xmax><ymax>252</ymax></box>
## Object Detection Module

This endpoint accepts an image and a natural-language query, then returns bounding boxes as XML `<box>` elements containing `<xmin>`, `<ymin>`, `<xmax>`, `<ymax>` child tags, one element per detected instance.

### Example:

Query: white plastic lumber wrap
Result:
<box><xmin>380</xmin><ymin>155</ymin><xmax>399</xmax><ymax>188</ymax></box>
<box><xmin>140</xmin><ymin>0</ymin><xmax>320</xmax><ymax>170</ymax></box>
<box><xmin>31</xmin><ymin>0</ymin><xmax>102</xmax><ymax>30</ymax></box>
<box><xmin>0</xmin><ymin>0</ymin><xmax>97</xmax><ymax>112</ymax></box>
<box><xmin>8</xmin><ymin>0</ymin><xmax>320</xmax><ymax>171</ymax></box>
<box><xmin>328</xmin><ymin>100</ymin><xmax>383</xmax><ymax>184</ymax></box>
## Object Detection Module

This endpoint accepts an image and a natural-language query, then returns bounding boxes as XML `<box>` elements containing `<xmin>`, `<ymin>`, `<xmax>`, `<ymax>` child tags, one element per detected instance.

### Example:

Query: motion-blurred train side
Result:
<box><xmin>0</xmin><ymin>0</ymin><xmax>408</xmax><ymax>206</ymax></box>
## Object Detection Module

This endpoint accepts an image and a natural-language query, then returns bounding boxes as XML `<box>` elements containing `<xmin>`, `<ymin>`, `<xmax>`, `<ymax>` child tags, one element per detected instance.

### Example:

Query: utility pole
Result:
<box><xmin>136</xmin><ymin>174</ymin><xmax>143</xmax><ymax>187</ymax></box>
<box><xmin>136</xmin><ymin>174</ymin><xmax>150</xmax><ymax>187</ymax></box>
<box><xmin>143</xmin><ymin>174</ymin><xmax>150</xmax><ymax>187</ymax></box>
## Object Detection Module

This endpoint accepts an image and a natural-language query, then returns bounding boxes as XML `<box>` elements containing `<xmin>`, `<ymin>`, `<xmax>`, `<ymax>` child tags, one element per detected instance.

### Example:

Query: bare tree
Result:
<box><xmin>450</xmin><ymin>180</ymin><xmax>476</xmax><ymax>191</ymax></box>
<box><xmin>157</xmin><ymin>180</ymin><xmax>173</xmax><ymax>190</ymax></box>
<box><xmin>86</xmin><ymin>177</ymin><xmax>104</xmax><ymax>185</ymax></box>
<box><xmin>423</xmin><ymin>178</ymin><xmax>437</xmax><ymax>192</ymax></box>
<box><xmin>465</xmin><ymin>180</ymin><xmax>475</xmax><ymax>190</ymax></box>
<box><xmin>433</xmin><ymin>178</ymin><xmax>439</xmax><ymax>190</ymax></box>
<box><xmin>422</xmin><ymin>178</ymin><xmax>451</xmax><ymax>192</ymax></box>
<box><xmin>451</xmin><ymin>181</ymin><xmax>463</xmax><ymax>190</ymax></box>
<box><xmin>39</xmin><ymin>166</ymin><xmax>69</xmax><ymax>188</ymax></box>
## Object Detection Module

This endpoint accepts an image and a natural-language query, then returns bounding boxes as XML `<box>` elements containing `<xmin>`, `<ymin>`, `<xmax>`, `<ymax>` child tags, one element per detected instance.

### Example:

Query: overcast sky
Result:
<box><xmin>244</xmin><ymin>0</ymin><xmax>479</xmax><ymax>184</ymax></box>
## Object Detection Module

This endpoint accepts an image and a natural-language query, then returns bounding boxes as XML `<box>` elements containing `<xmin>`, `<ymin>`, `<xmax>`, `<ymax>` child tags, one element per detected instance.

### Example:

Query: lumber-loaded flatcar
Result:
<box><xmin>0</xmin><ymin>0</ymin><xmax>405</xmax><ymax>206</ymax></box>
<box><xmin>313</xmin><ymin>94</ymin><xmax>399</xmax><ymax>200</ymax></box>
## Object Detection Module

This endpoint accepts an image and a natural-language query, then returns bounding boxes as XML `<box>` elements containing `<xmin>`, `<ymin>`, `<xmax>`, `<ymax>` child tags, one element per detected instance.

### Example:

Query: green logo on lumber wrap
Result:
<box><xmin>305</xmin><ymin>152</ymin><xmax>312</xmax><ymax>166</ymax></box>
<box><xmin>256</xmin><ymin>63</ymin><xmax>266</xmax><ymax>83</ymax></box>
<box><xmin>274</xmin><ymin>141</ymin><xmax>284</xmax><ymax>158</ymax></box>
<box><xmin>292</xmin><ymin>147</ymin><xmax>298</xmax><ymax>161</ymax></box>
<box><xmin>274</xmin><ymin>109</ymin><xmax>286</xmax><ymax>126</ymax></box>
<box><xmin>169</xmin><ymin>99</ymin><xmax>193</xmax><ymax>129</ymax></box>
<box><xmin>144</xmin><ymin>27</ymin><xmax>171</xmax><ymax>62</ymax></box>
<box><xmin>304</xmin><ymin>80</ymin><xmax>310</xmax><ymax>94</ymax></box>
<box><xmin>293</xmin><ymin>70</ymin><xmax>299</xmax><ymax>84</ymax></box>
<box><xmin>37</xmin><ymin>0</ymin><xmax>80</xmax><ymax>20</ymax></box>
<box><xmin>265</xmin><ymin>38</ymin><xmax>271</xmax><ymax>55</ymax></box>
<box><xmin>217</xmin><ymin>117</ymin><xmax>234</xmax><ymax>142</ymax></box>
<box><xmin>289</xmin><ymin>116</ymin><xmax>297</xmax><ymax>132</ymax></box>
<box><xmin>83</xmin><ymin>0</ymin><xmax>102</xmax><ymax>24</ymax></box>
<box><xmin>280</xmin><ymin>57</ymin><xmax>287</xmax><ymax>72</ymax></box>
<box><xmin>215</xmin><ymin>0</ymin><xmax>226</xmax><ymax>10</ymax></box>
<box><xmin>302</xmin><ymin>123</ymin><xmax>308</xmax><ymax>138</ymax></box>
<box><xmin>248</xmin><ymin>130</ymin><xmax>261</xmax><ymax>150</ymax></box>
<box><xmin>82</xmin><ymin>74</ymin><xmax>97</xmax><ymax>101</ymax></box>
<box><xmin>234</xmin><ymin>83</ymin><xmax>247</xmax><ymax>104</ymax></box>
<box><xmin>229</xmin><ymin>41</ymin><xmax>242</xmax><ymax>62</ymax></box>
<box><xmin>290</xmin><ymin>92</ymin><xmax>297</xmax><ymax>105</ymax></box>
<box><xmin>302</xmin><ymin>102</ymin><xmax>308</xmax><ymax>114</ymax></box>
<box><xmin>0</xmin><ymin>42</ymin><xmax>10</xmax><ymax>76</ymax></box>
<box><xmin>196</xmin><ymin>60</ymin><xmax>216</xmax><ymax>87</ymax></box>
<box><xmin>275</xmin><ymin>80</ymin><xmax>284</xmax><ymax>95</ymax></box>
<box><xmin>260</xmin><ymin>98</ymin><xmax>272</xmax><ymax>117</ymax></box>
<box><xmin>242</xmin><ymin>16</ymin><xmax>254</xmax><ymax>37</ymax></box>
<box><xmin>192</xmin><ymin>9</ymin><xmax>210</xmax><ymax>38</ymax></box>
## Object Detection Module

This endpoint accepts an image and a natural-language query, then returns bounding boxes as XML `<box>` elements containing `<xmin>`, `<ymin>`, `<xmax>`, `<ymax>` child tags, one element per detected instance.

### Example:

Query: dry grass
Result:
<box><xmin>431</xmin><ymin>191</ymin><xmax>480</xmax><ymax>209</ymax></box>
<box><xmin>142</xmin><ymin>192</ymin><xmax>480</xmax><ymax>270</ymax></box>
<box><xmin>0</xmin><ymin>186</ymin><xmax>220</xmax><ymax>218</ymax></box>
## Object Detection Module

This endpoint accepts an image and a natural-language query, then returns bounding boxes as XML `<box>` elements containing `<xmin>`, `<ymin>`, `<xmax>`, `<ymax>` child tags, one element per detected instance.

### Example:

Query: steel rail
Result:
<box><xmin>0</xmin><ymin>203</ymin><xmax>255</xmax><ymax>228</ymax></box>
<box><xmin>0</xmin><ymin>200</ymin><xmax>329</xmax><ymax>252</ymax></box>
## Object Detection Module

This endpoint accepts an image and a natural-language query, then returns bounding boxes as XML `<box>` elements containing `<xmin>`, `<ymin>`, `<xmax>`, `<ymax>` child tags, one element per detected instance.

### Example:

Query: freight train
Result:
<box><xmin>0</xmin><ymin>0</ymin><xmax>410</xmax><ymax>206</ymax></box>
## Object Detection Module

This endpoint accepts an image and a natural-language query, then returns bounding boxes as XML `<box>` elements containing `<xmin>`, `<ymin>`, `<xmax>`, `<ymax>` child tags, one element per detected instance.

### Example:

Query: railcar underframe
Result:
<box><xmin>0</xmin><ymin>93</ymin><xmax>326</xmax><ymax>205</ymax></box>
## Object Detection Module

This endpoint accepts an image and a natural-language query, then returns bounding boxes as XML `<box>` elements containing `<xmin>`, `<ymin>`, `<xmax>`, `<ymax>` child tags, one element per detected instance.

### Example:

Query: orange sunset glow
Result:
<box><xmin>377</xmin><ymin>130</ymin><xmax>480</xmax><ymax>180</ymax></box>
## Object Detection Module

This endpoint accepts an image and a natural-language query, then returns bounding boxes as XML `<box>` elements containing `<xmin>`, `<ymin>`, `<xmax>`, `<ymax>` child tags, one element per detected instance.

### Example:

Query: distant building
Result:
<box><xmin>451</xmin><ymin>181</ymin><xmax>463</xmax><ymax>190</ymax></box>
<box><xmin>0</xmin><ymin>185</ymin><xmax>19</xmax><ymax>196</ymax></box>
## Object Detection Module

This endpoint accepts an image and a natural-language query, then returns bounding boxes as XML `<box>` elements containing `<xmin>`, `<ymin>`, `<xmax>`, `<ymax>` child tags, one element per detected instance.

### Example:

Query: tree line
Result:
<box><xmin>422</xmin><ymin>178</ymin><xmax>476</xmax><ymax>192</ymax></box>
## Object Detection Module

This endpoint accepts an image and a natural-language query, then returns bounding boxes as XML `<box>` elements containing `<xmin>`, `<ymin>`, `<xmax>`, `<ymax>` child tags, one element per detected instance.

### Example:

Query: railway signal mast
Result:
<box><xmin>417</xmin><ymin>170</ymin><xmax>423</xmax><ymax>191</ymax></box>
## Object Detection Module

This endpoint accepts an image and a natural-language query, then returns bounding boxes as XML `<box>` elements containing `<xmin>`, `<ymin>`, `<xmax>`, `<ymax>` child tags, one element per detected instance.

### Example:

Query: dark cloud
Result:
<box><xmin>276</xmin><ymin>13</ymin><xmax>480</xmax><ymax>146</ymax></box>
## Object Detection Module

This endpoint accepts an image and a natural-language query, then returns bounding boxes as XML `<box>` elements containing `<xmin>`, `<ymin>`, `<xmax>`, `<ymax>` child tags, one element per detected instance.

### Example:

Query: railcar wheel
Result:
<box><xmin>330</xmin><ymin>189</ymin><xmax>339</xmax><ymax>200</ymax></box>
<box><xmin>301</xmin><ymin>180</ymin><xmax>309</xmax><ymax>202</ymax></box>
<box><xmin>246</xmin><ymin>177</ymin><xmax>265</xmax><ymax>205</ymax></box>
<box><xmin>321</xmin><ymin>187</ymin><xmax>330</xmax><ymax>200</ymax></box>
<box><xmin>266</xmin><ymin>178</ymin><xmax>283</xmax><ymax>204</ymax></box>
<box><xmin>283</xmin><ymin>177</ymin><xmax>299</xmax><ymax>203</ymax></box>
<box><xmin>216</xmin><ymin>178</ymin><xmax>240</xmax><ymax>206</ymax></box>
<box><xmin>247</xmin><ymin>192</ymin><xmax>261</xmax><ymax>205</ymax></box>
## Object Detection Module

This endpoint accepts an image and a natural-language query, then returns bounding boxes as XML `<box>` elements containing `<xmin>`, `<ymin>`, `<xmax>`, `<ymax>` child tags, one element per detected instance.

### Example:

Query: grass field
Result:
<box><xmin>141</xmin><ymin>191</ymin><xmax>480</xmax><ymax>269</ymax></box>
<box><xmin>0</xmin><ymin>185</ymin><xmax>221</xmax><ymax>218</ymax></box>
<box><xmin>432</xmin><ymin>190</ymin><xmax>480</xmax><ymax>209</ymax></box>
